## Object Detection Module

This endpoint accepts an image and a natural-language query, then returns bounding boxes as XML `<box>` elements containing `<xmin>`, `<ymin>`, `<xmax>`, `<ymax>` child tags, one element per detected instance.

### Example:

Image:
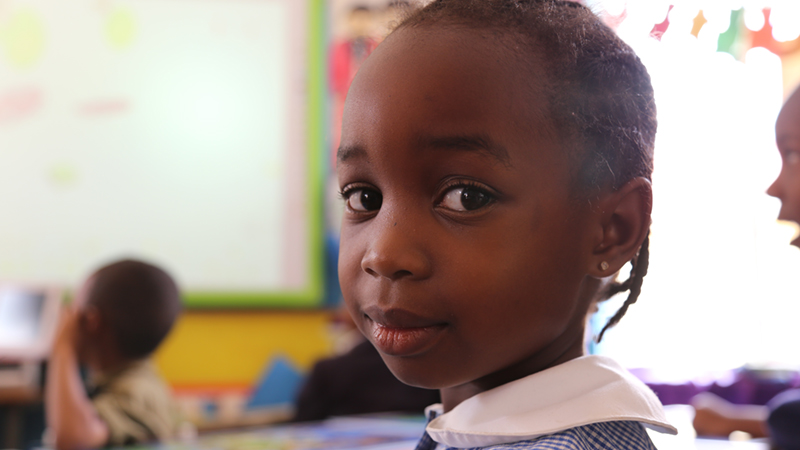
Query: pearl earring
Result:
<box><xmin>599</xmin><ymin>261</ymin><xmax>609</xmax><ymax>271</ymax></box>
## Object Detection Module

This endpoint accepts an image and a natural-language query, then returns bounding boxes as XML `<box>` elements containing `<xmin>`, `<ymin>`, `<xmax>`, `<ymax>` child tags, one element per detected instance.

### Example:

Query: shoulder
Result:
<box><xmin>92</xmin><ymin>360</ymin><xmax>178</xmax><ymax>444</ymax></box>
<box><xmin>94</xmin><ymin>360</ymin><xmax>174</xmax><ymax>417</ymax></box>
<box><xmin>100</xmin><ymin>360</ymin><xmax>170</xmax><ymax>397</ymax></box>
<box><xmin>472</xmin><ymin>421</ymin><xmax>657</xmax><ymax>450</ymax></box>
<box><xmin>427</xmin><ymin>356</ymin><xmax>675</xmax><ymax>448</ymax></box>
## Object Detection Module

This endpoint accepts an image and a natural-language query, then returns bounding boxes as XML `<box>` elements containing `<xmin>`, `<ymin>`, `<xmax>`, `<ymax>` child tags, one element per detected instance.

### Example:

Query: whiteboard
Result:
<box><xmin>0</xmin><ymin>0</ymin><xmax>323</xmax><ymax>306</ymax></box>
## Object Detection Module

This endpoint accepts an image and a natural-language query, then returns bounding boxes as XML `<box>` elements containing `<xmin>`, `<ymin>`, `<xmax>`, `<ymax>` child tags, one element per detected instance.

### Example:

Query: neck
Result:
<box><xmin>439</xmin><ymin>325</ymin><xmax>586</xmax><ymax>412</ymax></box>
<box><xmin>87</xmin><ymin>346</ymin><xmax>139</xmax><ymax>376</ymax></box>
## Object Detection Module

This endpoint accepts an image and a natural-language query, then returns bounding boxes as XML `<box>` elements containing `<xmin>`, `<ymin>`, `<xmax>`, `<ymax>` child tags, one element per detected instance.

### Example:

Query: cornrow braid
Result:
<box><xmin>596</xmin><ymin>234</ymin><xmax>650</xmax><ymax>342</ymax></box>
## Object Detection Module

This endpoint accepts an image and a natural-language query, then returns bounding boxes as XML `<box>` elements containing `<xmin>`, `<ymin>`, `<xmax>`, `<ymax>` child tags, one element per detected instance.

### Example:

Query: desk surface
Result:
<box><xmin>148</xmin><ymin>408</ymin><xmax>770</xmax><ymax>450</ymax></box>
<box><xmin>173</xmin><ymin>416</ymin><xmax>424</xmax><ymax>450</ymax></box>
<box><xmin>648</xmin><ymin>405</ymin><xmax>769</xmax><ymax>450</ymax></box>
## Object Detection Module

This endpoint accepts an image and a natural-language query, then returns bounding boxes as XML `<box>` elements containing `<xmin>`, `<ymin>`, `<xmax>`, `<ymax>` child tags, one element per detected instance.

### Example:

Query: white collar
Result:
<box><xmin>425</xmin><ymin>355</ymin><xmax>677</xmax><ymax>448</ymax></box>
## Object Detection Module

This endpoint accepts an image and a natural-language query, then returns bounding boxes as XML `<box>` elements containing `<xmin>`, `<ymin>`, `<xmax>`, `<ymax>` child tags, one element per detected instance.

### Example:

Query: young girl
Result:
<box><xmin>336</xmin><ymin>0</ymin><xmax>677</xmax><ymax>448</ymax></box>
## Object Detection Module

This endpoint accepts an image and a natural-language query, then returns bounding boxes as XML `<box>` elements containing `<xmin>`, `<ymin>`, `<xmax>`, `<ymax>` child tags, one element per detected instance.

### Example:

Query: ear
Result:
<box><xmin>79</xmin><ymin>304</ymin><xmax>103</xmax><ymax>336</ymax></box>
<box><xmin>589</xmin><ymin>177</ymin><xmax>652</xmax><ymax>277</ymax></box>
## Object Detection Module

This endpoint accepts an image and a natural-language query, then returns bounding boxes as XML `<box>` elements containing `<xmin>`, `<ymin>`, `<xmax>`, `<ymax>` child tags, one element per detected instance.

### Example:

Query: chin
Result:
<box><xmin>383</xmin><ymin>356</ymin><xmax>478</xmax><ymax>391</ymax></box>
<box><xmin>380</xmin><ymin>356</ymin><xmax>443</xmax><ymax>389</ymax></box>
<box><xmin>382</xmin><ymin>360</ymin><xmax>433</xmax><ymax>389</ymax></box>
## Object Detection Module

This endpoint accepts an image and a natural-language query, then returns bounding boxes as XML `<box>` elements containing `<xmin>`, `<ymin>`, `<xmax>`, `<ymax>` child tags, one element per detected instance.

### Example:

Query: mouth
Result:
<box><xmin>362</xmin><ymin>306</ymin><xmax>447</xmax><ymax>357</ymax></box>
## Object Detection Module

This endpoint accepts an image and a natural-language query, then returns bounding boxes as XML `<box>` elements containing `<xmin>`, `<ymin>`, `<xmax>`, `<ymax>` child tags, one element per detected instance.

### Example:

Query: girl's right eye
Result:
<box><xmin>439</xmin><ymin>185</ymin><xmax>493</xmax><ymax>212</ymax></box>
<box><xmin>344</xmin><ymin>188</ymin><xmax>382</xmax><ymax>212</ymax></box>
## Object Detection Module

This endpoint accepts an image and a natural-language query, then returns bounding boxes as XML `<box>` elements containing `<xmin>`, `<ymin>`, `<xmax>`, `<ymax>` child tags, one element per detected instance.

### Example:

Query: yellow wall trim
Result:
<box><xmin>155</xmin><ymin>311</ymin><xmax>333</xmax><ymax>389</ymax></box>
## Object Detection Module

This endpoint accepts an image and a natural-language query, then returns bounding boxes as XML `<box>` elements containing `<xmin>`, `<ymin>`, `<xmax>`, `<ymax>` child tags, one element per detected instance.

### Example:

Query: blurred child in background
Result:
<box><xmin>46</xmin><ymin>259</ymin><xmax>182</xmax><ymax>449</ymax></box>
<box><xmin>692</xmin><ymin>86</ymin><xmax>800</xmax><ymax>449</ymax></box>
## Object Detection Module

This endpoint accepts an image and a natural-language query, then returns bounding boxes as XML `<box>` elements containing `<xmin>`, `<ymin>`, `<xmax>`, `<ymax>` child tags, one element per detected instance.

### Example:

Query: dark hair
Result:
<box><xmin>88</xmin><ymin>259</ymin><xmax>182</xmax><ymax>359</ymax></box>
<box><xmin>395</xmin><ymin>0</ymin><xmax>656</xmax><ymax>340</ymax></box>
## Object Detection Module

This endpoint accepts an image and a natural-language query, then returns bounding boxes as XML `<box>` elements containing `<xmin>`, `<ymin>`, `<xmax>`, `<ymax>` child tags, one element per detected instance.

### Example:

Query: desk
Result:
<box><xmin>174</xmin><ymin>416</ymin><xmax>424</xmax><ymax>450</ymax></box>
<box><xmin>648</xmin><ymin>405</ymin><xmax>770</xmax><ymax>450</ymax></box>
<box><xmin>147</xmin><ymin>410</ymin><xmax>771</xmax><ymax>450</ymax></box>
<box><xmin>0</xmin><ymin>362</ymin><xmax>46</xmax><ymax>449</ymax></box>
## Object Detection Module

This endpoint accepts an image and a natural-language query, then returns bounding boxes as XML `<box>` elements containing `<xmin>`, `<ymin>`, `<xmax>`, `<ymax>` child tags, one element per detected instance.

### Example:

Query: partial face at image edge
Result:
<box><xmin>768</xmin><ymin>87</ymin><xmax>800</xmax><ymax>248</ymax></box>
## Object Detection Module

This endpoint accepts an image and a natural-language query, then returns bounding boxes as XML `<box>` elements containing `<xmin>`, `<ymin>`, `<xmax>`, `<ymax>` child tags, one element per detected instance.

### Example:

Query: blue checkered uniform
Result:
<box><xmin>416</xmin><ymin>420</ymin><xmax>658</xmax><ymax>450</ymax></box>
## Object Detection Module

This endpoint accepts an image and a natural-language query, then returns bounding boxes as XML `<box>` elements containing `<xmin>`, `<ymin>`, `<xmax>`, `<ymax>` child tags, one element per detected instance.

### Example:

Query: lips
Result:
<box><xmin>362</xmin><ymin>306</ymin><xmax>447</xmax><ymax>357</ymax></box>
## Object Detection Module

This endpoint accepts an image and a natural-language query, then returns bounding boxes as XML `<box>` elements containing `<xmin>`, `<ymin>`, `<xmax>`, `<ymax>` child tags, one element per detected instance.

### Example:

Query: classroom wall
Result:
<box><xmin>148</xmin><ymin>0</ymin><xmax>396</xmax><ymax>397</ymax></box>
<box><xmin>154</xmin><ymin>311</ymin><xmax>334</xmax><ymax>393</ymax></box>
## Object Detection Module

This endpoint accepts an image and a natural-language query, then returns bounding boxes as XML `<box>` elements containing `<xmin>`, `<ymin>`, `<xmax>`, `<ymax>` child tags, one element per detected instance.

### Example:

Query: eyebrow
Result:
<box><xmin>422</xmin><ymin>134</ymin><xmax>512</xmax><ymax>167</ymax></box>
<box><xmin>336</xmin><ymin>134</ymin><xmax>513</xmax><ymax>166</ymax></box>
<box><xmin>337</xmin><ymin>145</ymin><xmax>368</xmax><ymax>162</ymax></box>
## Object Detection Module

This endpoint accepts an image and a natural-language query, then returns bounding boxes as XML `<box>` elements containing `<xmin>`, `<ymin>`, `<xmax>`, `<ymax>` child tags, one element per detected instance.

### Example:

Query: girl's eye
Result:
<box><xmin>345</xmin><ymin>188</ymin><xmax>382</xmax><ymax>212</ymax></box>
<box><xmin>439</xmin><ymin>185</ymin><xmax>493</xmax><ymax>212</ymax></box>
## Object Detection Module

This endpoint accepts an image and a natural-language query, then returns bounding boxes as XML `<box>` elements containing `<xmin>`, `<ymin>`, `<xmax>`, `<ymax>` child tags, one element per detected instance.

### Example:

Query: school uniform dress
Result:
<box><xmin>415</xmin><ymin>355</ymin><xmax>677</xmax><ymax>450</ymax></box>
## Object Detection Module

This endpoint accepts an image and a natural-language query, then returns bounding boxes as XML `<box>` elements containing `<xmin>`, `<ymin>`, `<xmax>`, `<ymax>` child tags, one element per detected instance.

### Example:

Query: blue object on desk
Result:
<box><xmin>246</xmin><ymin>355</ymin><xmax>304</xmax><ymax>409</ymax></box>
<box><xmin>174</xmin><ymin>416</ymin><xmax>424</xmax><ymax>450</ymax></box>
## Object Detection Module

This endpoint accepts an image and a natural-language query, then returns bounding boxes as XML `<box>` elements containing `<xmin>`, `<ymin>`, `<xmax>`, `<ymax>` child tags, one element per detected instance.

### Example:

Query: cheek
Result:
<box><xmin>779</xmin><ymin>168</ymin><xmax>800</xmax><ymax>206</ymax></box>
<box><xmin>337</xmin><ymin>229</ymin><xmax>365</xmax><ymax>299</ymax></box>
<box><xmin>469</xmin><ymin>269</ymin><xmax>580</xmax><ymax>338</ymax></box>
<box><xmin>448</xmin><ymin>225</ymin><xmax>585</xmax><ymax>331</ymax></box>
<box><xmin>337</xmin><ymin>241</ymin><xmax>368</xmax><ymax>337</ymax></box>
<box><xmin>788</xmin><ymin>169</ymin><xmax>800</xmax><ymax>196</ymax></box>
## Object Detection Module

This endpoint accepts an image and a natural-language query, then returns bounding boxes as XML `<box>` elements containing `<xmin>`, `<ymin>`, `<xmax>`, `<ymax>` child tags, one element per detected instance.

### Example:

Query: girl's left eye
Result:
<box><xmin>439</xmin><ymin>185</ymin><xmax>494</xmax><ymax>212</ymax></box>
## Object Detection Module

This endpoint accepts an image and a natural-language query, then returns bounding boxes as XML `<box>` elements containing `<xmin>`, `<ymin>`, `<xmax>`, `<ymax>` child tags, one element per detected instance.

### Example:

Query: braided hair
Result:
<box><xmin>395</xmin><ymin>0</ymin><xmax>656</xmax><ymax>340</ymax></box>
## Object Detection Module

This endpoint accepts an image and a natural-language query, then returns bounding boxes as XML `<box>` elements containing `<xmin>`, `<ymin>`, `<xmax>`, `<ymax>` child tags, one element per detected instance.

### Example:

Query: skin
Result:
<box><xmin>767</xmin><ymin>88</ymin><xmax>800</xmax><ymax>247</ymax></box>
<box><xmin>46</xmin><ymin>276</ymin><xmax>128</xmax><ymax>450</ymax></box>
<box><xmin>337</xmin><ymin>26</ymin><xmax>652</xmax><ymax>412</ymax></box>
<box><xmin>691</xmin><ymin>392</ymin><xmax>768</xmax><ymax>438</ymax></box>
<box><xmin>693</xmin><ymin>88</ymin><xmax>800</xmax><ymax>438</ymax></box>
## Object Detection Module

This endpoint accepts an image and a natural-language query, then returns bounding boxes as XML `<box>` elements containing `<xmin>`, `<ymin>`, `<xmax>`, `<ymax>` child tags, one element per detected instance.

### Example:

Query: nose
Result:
<box><xmin>361</xmin><ymin>215</ymin><xmax>432</xmax><ymax>281</ymax></box>
<box><xmin>767</xmin><ymin>173</ymin><xmax>783</xmax><ymax>200</ymax></box>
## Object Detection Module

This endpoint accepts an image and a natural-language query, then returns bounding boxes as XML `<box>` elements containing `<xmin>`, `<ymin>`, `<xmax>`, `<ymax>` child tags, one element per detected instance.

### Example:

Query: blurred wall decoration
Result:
<box><xmin>0</xmin><ymin>0</ymin><xmax>324</xmax><ymax>307</ymax></box>
<box><xmin>0</xmin><ymin>0</ymin><xmax>329</xmax><ymax>429</ymax></box>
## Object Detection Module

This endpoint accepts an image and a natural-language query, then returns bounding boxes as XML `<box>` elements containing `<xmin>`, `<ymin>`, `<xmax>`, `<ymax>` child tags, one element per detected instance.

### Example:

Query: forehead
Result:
<box><xmin>341</xmin><ymin>26</ymin><xmax>554</xmax><ymax>159</ymax></box>
<box><xmin>777</xmin><ymin>89</ymin><xmax>800</xmax><ymax>143</ymax></box>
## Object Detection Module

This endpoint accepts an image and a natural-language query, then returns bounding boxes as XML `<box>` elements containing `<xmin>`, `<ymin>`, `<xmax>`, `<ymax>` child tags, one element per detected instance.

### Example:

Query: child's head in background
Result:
<box><xmin>768</xmin><ymin>87</ymin><xmax>800</xmax><ymax>247</ymax></box>
<box><xmin>767</xmin><ymin>89</ymin><xmax>800</xmax><ymax>450</ymax></box>
<box><xmin>74</xmin><ymin>259</ymin><xmax>182</xmax><ymax>371</ymax></box>
<box><xmin>336</xmin><ymin>0</ymin><xmax>655</xmax><ymax>410</ymax></box>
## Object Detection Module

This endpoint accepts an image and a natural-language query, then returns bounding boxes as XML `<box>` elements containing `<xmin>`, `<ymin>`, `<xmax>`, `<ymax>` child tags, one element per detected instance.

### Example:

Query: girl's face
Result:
<box><xmin>337</xmin><ymin>27</ymin><xmax>597</xmax><ymax>396</ymax></box>
<box><xmin>768</xmin><ymin>90</ymin><xmax>800</xmax><ymax>248</ymax></box>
